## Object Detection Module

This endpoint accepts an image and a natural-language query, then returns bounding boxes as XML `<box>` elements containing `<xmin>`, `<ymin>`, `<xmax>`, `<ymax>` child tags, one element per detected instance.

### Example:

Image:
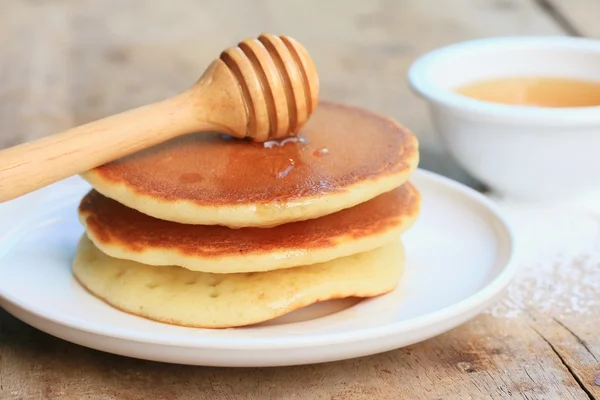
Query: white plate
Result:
<box><xmin>0</xmin><ymin>169</ymin><xmax>515</xmax><ymax>367</ymax></box>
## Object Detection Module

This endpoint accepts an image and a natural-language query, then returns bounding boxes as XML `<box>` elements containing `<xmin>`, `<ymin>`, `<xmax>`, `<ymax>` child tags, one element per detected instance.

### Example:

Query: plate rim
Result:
<box><xmin>0</xmin><ymin>169</ymin><xmax>517</xmax><ymax>350</ymax></box>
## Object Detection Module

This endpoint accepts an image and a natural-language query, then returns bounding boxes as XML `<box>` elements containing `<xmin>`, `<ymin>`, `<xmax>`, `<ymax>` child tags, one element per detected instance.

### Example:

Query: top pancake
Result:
<box><xmin>81</xmin><ymin>101</ymin><xmax>419</xmax><ymax>227</ymax></box>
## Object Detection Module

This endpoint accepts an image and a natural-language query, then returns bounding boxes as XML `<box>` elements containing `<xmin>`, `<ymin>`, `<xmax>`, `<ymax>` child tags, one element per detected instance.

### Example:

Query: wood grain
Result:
<box><xmin>0</xmin><ymin>312</ymin><xmax>593</xmax><ymax>400</ymax></box>
<box><xmin>1</xmin><ymin>0</ymin><xmax>599</xmax><ymax>399</ymax></box>
<box><xmin>528</xmin><ymin>312</ymin><xmax>600</xmax><ymax>399</ymax></box>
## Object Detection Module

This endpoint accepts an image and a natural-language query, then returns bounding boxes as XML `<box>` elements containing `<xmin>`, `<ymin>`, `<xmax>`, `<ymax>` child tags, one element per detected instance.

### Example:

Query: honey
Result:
<box><xmin>454</xmin><ymin>76</ymin><xmax>600</xmax><ymax>108</ymax></box>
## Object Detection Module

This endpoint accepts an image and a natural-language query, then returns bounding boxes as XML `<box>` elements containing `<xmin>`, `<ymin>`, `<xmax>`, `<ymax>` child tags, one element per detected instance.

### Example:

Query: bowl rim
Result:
<box><xmin>407</xmin><ymin>35</ymin><xmax>600</xmax><ymax>125</ymax></box>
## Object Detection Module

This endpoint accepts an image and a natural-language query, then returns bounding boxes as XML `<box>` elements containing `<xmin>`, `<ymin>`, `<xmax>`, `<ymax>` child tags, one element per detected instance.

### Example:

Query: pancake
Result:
<box><xmin>73</xmin><ymin>235</ymin><xmax>405</xmax><ymax>328</ymax></box>
<box><xmin>78</xmin><ymin>183</ymin><xmax>420</xmax><ymax>273</ymax></box>
<box><xmin>81</xmin><ymin>101</ymin><xmax>419</xmax><ymax>228</ymax></box>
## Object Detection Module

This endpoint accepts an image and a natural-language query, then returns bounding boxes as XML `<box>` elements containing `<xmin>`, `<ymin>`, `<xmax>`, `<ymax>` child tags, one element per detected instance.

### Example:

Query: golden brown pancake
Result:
<box><xmin>81</xmin><ymin>101</ymin><xmax>419</xmax><ymax>227</ymax></box>
<box><xmin>79</xmin><ymin>183</ymin><xmax>420</xmax><ymax>273</ymax></box>
<box><xmin>73</xmin><ymin>235</ymin><xmax>405</xmax><ymax>329</ymax></box>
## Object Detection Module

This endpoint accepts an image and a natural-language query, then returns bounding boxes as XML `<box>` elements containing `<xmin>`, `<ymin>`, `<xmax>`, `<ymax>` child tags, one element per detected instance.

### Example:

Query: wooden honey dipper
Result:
<box><xmin>0</xmin><ymin>33</ymin><xmax>319</xmax><ymax>203</ymax></box>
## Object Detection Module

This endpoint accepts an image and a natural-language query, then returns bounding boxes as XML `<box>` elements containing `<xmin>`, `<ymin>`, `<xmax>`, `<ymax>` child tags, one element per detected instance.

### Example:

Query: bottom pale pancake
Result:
<box><xmin>78</xmin><ymin>183</ymin><xmax>420</xmax><ymax>274</ymax></box>
<box><xmin>73</xmin><ymin>235</ymin><xmax>405</xmax><ymax>329</ymax></box>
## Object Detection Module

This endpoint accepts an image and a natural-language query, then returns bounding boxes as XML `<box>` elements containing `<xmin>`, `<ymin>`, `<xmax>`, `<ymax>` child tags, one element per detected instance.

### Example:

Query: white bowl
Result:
<box><xmin>408</xmin><ymin>36</ymin><xmax>600</xmax><ymax>202</ymax></box>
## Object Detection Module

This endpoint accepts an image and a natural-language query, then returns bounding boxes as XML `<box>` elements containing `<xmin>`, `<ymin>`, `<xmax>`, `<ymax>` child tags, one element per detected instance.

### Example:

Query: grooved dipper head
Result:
<box><xmin>219</xmin><ymin>33</ymin><xmax>319</xmax><ymax>141</ymax></box>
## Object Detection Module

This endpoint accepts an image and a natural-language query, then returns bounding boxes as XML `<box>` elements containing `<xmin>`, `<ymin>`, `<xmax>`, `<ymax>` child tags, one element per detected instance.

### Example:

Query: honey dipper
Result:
<box><xmin>0</xmin><ymin>33</ymin><xmax>319</xmax><ymax>203</ymax></box>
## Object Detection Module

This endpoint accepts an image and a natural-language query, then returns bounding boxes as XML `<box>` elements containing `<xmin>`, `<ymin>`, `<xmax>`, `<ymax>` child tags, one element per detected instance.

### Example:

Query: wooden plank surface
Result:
<box><xmin>1</xmin><ymin>1</ymin><xmax>599</xmax><ymax>399</ymax></box>
<box><xmin>544</xmin><ymin>0</ymin><xmax>600</xmax><ymax>37</ymax></box>
<box><xmin>0</xmin><ymin>311</ymin><xmax>595</xmax><ymax>400</ymax></box>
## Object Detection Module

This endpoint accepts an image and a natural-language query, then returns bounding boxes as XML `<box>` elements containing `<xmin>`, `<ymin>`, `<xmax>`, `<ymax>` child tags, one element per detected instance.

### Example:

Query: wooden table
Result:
<box><xmin>1</xmin><ymin>1</ymin><xmax>599</xmax><ymax>398</ymax></box>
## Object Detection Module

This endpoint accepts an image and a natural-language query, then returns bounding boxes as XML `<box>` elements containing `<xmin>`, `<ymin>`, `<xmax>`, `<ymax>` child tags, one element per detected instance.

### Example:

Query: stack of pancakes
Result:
<box><xmin>72</xmin><ymin>102</ymin><xmax>421</xmax><ymax>328</ymax></box>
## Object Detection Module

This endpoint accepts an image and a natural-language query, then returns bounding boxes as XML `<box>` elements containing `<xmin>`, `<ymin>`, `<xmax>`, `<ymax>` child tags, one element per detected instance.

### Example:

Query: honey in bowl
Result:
<box><xmin>454</xmin><ymin>76</ymin><xmax>600</xmax><ymax>108</ymax></box>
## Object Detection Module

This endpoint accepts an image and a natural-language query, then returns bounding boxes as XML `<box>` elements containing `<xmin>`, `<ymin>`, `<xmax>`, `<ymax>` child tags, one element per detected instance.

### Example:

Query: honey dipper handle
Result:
<box><xmin>0</xmin><ymin>93</ymin><xmax>221</xmax><ymax>203</ymax></box>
